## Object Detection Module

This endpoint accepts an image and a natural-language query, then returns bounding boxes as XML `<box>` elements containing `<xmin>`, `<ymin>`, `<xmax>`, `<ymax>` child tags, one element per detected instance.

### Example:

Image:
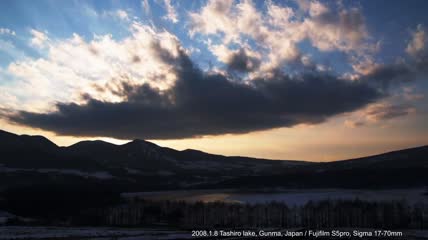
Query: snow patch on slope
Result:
<box><xmin>0</xmin><ymin>166</ymin><xmax>113</xmax><ymax>179</ymax></box>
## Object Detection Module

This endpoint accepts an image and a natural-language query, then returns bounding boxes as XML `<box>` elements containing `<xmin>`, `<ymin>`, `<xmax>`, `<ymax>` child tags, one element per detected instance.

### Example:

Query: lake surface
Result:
<box><xmin>123</xmin><ymin>188</ymin><xmax>428</xmax><ymax>206</ymax></box>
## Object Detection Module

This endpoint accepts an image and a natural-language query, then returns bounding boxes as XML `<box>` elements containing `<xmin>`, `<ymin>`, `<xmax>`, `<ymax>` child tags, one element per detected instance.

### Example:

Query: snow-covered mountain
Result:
<box><xmin>0</xmin><ymin>129</ymin><xmax>309</xmax><ymax>190</ymax></box>
<box><xmin>0</xmin><ymin>129</ymin><xmax>427</xmax><ymax>190</ymax></box>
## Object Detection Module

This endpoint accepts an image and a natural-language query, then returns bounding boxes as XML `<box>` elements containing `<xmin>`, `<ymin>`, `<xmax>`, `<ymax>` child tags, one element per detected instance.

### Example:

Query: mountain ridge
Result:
<box><xmin>6</xmin><ymin>128</ymin><xmax>425</xmax><ymax>163</ymax></box>
<box><xmin>0</xmin><ymin>129</ymin><xmax>427</xmax><ymax>190</ymax></box>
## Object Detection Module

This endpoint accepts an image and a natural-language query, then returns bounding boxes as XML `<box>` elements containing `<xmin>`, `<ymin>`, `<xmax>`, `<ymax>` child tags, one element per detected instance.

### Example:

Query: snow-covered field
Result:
<box><xmin>0</xmin><ymin>212</ymin><xmax>16</xmax><ymax>225</ymax></box>
<box><xmin>0</xmin><ymin>227</ymin><xmax>427</xmax><ymax>239</ymax></box>
<box><xmin>0</xmin><ymin>226</ymin><xmax>192</xmax><ymax>240</ymax></box>
<box><xmin>123</xmin><ymin>188</ymin><xmax>428</xmax><ymax>205</ymax></box>
<box><xmin>0</xmin><ymin>165</ymin><xmax>113</xmax><ymax>179</ymax></box>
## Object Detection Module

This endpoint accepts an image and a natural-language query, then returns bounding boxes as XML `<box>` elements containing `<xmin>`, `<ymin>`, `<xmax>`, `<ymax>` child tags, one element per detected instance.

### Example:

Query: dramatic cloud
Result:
<box><xmin>345</xmin><ymin>102</ymin><xmax>417</xmax><ymax>128</ymax></box>
<box><xmin>303</xmin><ymin>1</ymin><xmax>368</xmax><ymax>52</ymax></box>
<box><xmin>209</xmin><ymin>45</ymin><xmax>261</xmax><ymax>72</ymax></box>
<box><xmin>189</xmin><ymin>0</ymin><xmax>373</xmax><ymax>73</ymax></box>
<box><xmin>8</xmin><ymin>43</ymin><xmax>385</xmax><ymax>139</ymax></box>
<box><xmin>365</xmin><ymin>104</ymin><xmax>416</xmax><ymax>122</ymax></box>
<box><xmin>1</xmin><ymin>24</ymin><xmax>182</xmax><ymax>112</ymax></box>
<box><xmin>2</xmin><ymin>1</ymin><xmax>427</xmax><ymax>142</ymax></box>
<box><xmin>343</xmin><ymin>85</ymin><xmax>424</xmax><ymax>129</ymax></box>
<box><xmin>227</xmin><ymin>48</ymin><xmax>261</xmax><ymax>72</ymax></box>
<box><xmin>359</xmin><ymin>59</ymin><xmax>428</xmax><ymax>90</ymax></box>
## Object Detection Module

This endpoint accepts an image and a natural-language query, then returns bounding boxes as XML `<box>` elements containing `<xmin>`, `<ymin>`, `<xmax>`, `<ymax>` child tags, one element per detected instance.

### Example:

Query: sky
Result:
<box><xmin>0</xmin><ymin>0</ymin><xmax>427</xmax><ymax>161</ymax></box>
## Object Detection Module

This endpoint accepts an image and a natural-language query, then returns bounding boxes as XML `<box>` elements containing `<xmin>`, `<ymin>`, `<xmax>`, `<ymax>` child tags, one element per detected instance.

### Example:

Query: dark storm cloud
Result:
<box><xmin>7</xmin><ymin>46</ymin><xmax>385</xmax><ymax>140</ymax></box>
<box><xmin>360</xmin><ymin>58</ymin><xmax>428</xmax><ymax>90</ymax></box>
<box><xmin>316</xmin><ymin>7</ymin><xmax>366</xmax><ymax>32</ymax></box>
<box><xmin>12</xmin><ymin>39</ymin><xmax>428</xmax><ymax>140</ymax></box>
<box><xmin>362</xmin><ymin>63</ymin><xmax>413</xmax><ymax>89</ymax></box>
<box><xmin>226</xmin><ymin>48</ymin><xmax>261</xmax><ymax>72</ymax></box>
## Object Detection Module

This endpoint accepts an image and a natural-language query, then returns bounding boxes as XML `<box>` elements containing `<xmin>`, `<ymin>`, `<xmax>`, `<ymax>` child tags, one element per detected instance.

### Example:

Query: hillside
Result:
<box><xmin>0</xmin><ymin>129</ymin><xmax>427</xmax><ymax>190</ymax></box>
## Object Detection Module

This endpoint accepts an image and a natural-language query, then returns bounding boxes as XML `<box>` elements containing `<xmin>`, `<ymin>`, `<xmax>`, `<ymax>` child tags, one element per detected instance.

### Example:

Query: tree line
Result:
<box><xmin>74</xmin><ymin>198</ymin><xmax>428</xmax><ymax>229</ymax></box>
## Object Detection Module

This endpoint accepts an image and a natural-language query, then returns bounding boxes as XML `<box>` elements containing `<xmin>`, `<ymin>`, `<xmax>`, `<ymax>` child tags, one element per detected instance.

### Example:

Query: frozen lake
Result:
<box><xmin>0</xmin><ymin>226</ymin><xmax>192</xmax><ymax>240</ymax></box>
<box><xmin>123</xmin><ymin>188</ymin><xmax>428</xmax><ymax>206</ymax></box>
<box><xmin>1</xmin><ymin>226</ymin><xmax>427</xmax><ymax>239</ymax></box>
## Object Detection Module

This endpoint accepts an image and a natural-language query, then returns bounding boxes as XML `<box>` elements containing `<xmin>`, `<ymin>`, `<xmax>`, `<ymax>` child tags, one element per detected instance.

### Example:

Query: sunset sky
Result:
<box><xmin>0</xmin><ymin>0</ymin><xmax>427</xmax><ymax>161</ymax></box>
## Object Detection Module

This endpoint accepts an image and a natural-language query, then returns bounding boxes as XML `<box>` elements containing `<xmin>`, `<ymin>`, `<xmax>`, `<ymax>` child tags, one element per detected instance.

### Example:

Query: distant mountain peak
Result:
<box><xmin>70</xmin><ymin>140</ymin><xmax>116</xmax><ymax>147</ymax></box>
<box><xmin>130</xmin><ymin>139</ymin><xmax>148</xmax><ymax>143</ymax></box>
<box><xmin>182</xmin><ymin>148</ymin><xmax>204</xmax><ymax>153</ymax></box>
<box><xmin>181</xmin><ymin>148</ymin><xmax>214</xmax><ymax>156</ymax></box>
<box><xmin>20</xmin><ymin>134</ymin><xmax>57</xmax><ymax>147</ymax></box>
<box><xmin>126</xmin><ymin>139</ymin><xmax>159</xmax><ymax>148</ymax></box>
<box><xmin>0</xmin><ymin>129</ymin><xmax>18</xmax><ymax>138</ymax></box>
